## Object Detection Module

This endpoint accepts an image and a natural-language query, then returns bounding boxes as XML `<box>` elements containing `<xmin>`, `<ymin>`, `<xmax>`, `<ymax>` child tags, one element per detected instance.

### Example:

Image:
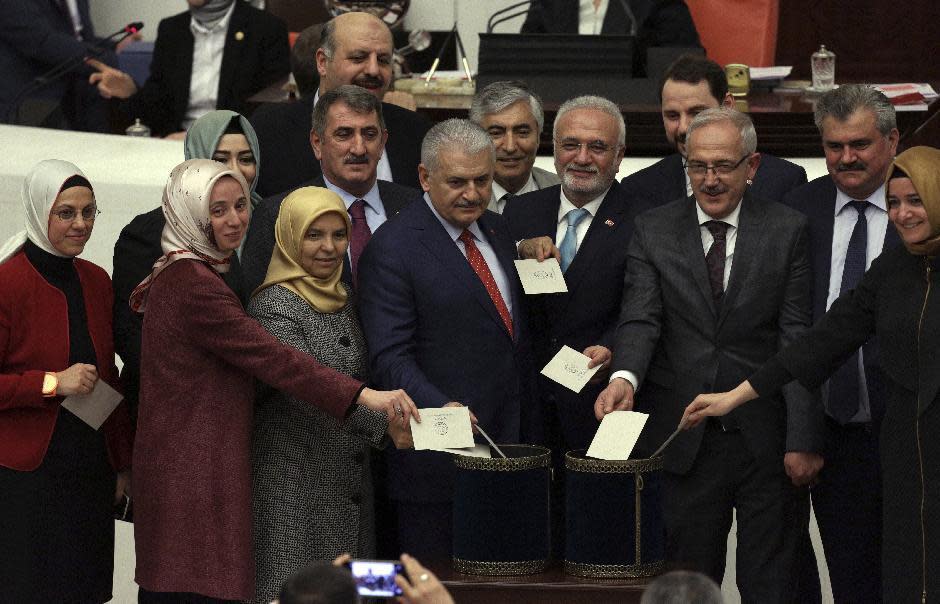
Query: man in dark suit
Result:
<box><xmin>357</xmin><ymin>119</ymin><xmax>535</xmax><ymax>560</ymax></box>
<box><xmin>242</xmin><ymin>84</ymin><xmax>420</xmax><ymax>295</ymax></box>
<box><xmin>596</xmin><ymin>107</ymin><xmax>822</xmax><ymax>601</ymax></box>
<box><xmin>250</xmin><ymin>11</ymin><xmax>430</xmax><ymax>197</ymax></box>
<box><xmin>780</xmin><ymin>85</ymin><xmax>900</xmax><ymax>604</ymax></box>
<box><xmin>89</xmin><ymin>0</ymin><xmax>289</xmax><ymax>137</ymax></box>
<box><xmin>622</xmin><ymin>54</ymin><xmax>806</xmax><ymax>206</ymax></box>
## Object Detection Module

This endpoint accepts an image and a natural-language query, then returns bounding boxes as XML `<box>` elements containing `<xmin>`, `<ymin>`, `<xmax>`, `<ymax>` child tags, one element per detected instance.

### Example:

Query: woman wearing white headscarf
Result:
<box><xmin>132</xmin><ymin>160</ymin><xmax>417</xmax><ymax>603</ymax></box>
<box><xmin>0</xmin><ymin>160</ymin><xmax>133</xmax><ymax>603</ymax></box>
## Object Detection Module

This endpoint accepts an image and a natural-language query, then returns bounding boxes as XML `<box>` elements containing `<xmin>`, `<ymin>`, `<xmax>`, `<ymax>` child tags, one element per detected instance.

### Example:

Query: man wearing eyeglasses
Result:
<box><xmin>502</xmin><ymin>95</ymin><xmax>655</xmax><ymax>553</ymax></box>
<box><xmin>595</xmin><ymin>107</ymin><xmax>822</xmax><ymax>601</ymax></box>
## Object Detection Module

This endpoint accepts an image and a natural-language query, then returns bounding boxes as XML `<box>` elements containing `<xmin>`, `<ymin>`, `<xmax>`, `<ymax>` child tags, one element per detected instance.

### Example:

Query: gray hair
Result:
<box><xmin>318</xmin><ymin>18</ymin><xmax>337</xmax><ymax>61</ymax></box>
<box><xmin>813</xmin><ymin>84</ymin><xmax>897</xmax><ymax>136</ymax></box>
<box><xmin>469</xmin><ymin>80</ymin><xmax>545</xmax><ymax>134</ymax></box>
<box><xmin>640</xmin><ymin>571</ymin><xmax>724</xmax><ymax>604</ymax></box>
<box><xmin>553</xmin><ymin>95</ymin><xmax>626</xmax><ymax>147</ymax></box>
<box><xmin>311</xmin><ymin>84</ymin><xmax>385</xmax><ymax>136</ymax></box>
<box><xmin>420</xmin><ymin>119</ymin><xmax>495</xmax><ymax>172</ymax></box>
<box><xmin>686</xmin><ymin>107</ymin><xmax>758</xmax><ymax>155</ymax></box>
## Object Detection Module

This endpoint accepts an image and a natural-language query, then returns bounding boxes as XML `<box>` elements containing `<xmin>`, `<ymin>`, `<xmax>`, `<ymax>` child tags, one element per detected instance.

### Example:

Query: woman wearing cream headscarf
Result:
<box><xmin>247</xmin><ymin>187</ymin><xmax>413</xmax><ymax>604</ymax></box>
<box><xmin>132</xmin><ymin>162</ymin><xmax>417</xmax><ymax>603</ymax></box>
<box><xmin>683</xmin><ymin>146</ymin><xmax>940</xmax><ymax>603</ymax></box>
<box><xmin>0</xmin><ymin>160</ymin><xmax>133</xmax><ymax>603</ymax></box>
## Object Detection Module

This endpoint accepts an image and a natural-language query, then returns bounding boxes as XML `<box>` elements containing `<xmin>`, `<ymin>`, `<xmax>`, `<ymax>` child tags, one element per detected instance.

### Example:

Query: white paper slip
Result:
<box><xmin>514</xmin><ymin>258</ymin><xmax>568</xmax><ymax>294</ymax></box>
<box><xmin>442</xmin><ymin>444</ymin><xmax>492</xmax><ymax>458</ymax></box>
<box><xmin>540</xmin><ymin>345</ymin><xmax>601</xmax><ymax>393</ymax></box>
<box><xmin>586</xmin><ymin>410</ymin><xmax>649</xmax><ymax>461</ymax></box>
<box><xmin>410</xmin><ymin>406</ymin><xmax>475</xmax><ymax>451</ymax></box>
<box><xmin>749</xmin><ymin>66</ymin><xmax>792</xmax><ymax>80</ymax></box>
<box><xmin>61</xmin><ymin>380</ymin><xmax>123</xmax><ymax>430</ymax></box>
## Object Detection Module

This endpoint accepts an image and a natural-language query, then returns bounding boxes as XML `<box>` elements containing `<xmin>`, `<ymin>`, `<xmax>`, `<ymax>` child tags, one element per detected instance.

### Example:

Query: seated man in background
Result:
<box><xmin>88</xmin><ymin>0</ymin><xmax>290</xmax><ymax>137</ymax></box>
<box><xmin>289</xmin><ymin>23</ymin><xmax>326</xmax><ymax>99</ymax></box>
<box><xmin>622</xmin><ymin>54</ymin><xmax>806</xmax><ymax>206</ymax></box>
<box><xmin>251</xmin><ymin>11</ymin><xmax>430</xmax><ymax>197</ymax></box>
<box><xmin>469</xmin><ymin>81</ymin><xmax>559</xmax><ymax>214</ymax></box>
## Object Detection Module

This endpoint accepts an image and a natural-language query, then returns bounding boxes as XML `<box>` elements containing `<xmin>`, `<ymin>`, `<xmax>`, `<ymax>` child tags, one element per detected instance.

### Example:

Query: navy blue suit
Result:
<box><xmin>622</xmin><ymin>153</ymin><xmax>807</xmax><ymax>207</ymax></box>
<box><xmin>782</xmin><ymin>175</ymin><xmax>900</xmax><ymax>604</ymax></box>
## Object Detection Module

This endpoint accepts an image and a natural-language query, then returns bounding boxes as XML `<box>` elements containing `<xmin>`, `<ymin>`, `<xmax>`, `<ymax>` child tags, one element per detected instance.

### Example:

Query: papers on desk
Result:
<box><xmin>586</xmin><ymin>410</ymin><xmax>649</xmax><ymax>461</ymax></box>
<box><xmin>410</xmin><ymin>407</ymin><xmax>475</xmax><ymax>451</ymax></box>
<box><xmin>750</xmin><ymin>66</ymin><xmax>792</xmax><ymax>80</ymax></box>
<box><xmin>514</xmin><ymin>258</ymin><xmax>568</xmax><ymax>294</ymax></box>
<box><xmin>540</xmin><ymin>345</ymin><xmax>601</xmax><ymax>393</ymax></box>
<box><xmin>61</xmin><ymin>380</ymin><xmax>123</xmax><ymax>430</ymax></box>
<box><xmin>873</xmin><ymin>83</ymin><xmax>938</xmax><ymax>110</ymax></box>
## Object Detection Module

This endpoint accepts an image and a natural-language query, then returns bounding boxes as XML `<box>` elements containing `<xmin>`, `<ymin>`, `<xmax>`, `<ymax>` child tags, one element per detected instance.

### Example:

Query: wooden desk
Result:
<box><xmin>426</xmin><ymin>561</ymin><xmax>649</xmax><ymax>604</ymax></box>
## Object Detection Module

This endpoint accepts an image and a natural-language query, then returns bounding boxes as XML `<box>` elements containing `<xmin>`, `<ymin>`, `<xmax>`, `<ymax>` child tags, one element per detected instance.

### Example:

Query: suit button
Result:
<box><xmin>550</xmin><ymin>338</ymin><xmax>558</xmax><ymax>346</ymax></box>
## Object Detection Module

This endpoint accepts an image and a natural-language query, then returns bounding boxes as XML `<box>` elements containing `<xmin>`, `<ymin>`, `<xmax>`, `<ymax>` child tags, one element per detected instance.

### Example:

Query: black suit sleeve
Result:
<box><xmin>121</xmin><ymin>17</ymin><xmax>179</xmax><ymax>135</ymax></box>
<box><xmin>241</xmin><ymin>197</ymin><xmax>279</xmax><ymax>296</ymax></box>
<box><xmin>520</xmin><ymin>0</ymin><xmax>550</xmax><ymax>33</ymax></box>
<box><xmin>640</xmin><ymin>0</ymin><xmax>701</xmax><ymax>47</ymax></box>
<box><xmin>0</xmin><ymin>2</ymin><xmax>92</xmax><ymax>68</ymax></box>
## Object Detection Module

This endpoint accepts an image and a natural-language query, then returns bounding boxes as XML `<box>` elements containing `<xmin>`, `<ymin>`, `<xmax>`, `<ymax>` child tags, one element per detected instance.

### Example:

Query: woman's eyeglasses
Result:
<box><xmin>51</xmin><ymin>206</ymin><xmax>101</xmax><ymax>222</ymax></box>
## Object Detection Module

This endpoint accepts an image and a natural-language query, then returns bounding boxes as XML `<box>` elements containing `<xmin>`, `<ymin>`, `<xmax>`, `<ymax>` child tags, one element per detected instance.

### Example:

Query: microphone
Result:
<box><xmin>486</xmin><ymin>0</ymin><xmax>533</xmax><ymax>33</ymax></box>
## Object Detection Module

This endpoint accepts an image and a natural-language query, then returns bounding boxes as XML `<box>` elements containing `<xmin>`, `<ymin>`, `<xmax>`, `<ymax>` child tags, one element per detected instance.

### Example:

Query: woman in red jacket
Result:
<box><xmin>0</xmin><ymin>159</ymin><xmax>133</xmax><ymax>603</ymax></box>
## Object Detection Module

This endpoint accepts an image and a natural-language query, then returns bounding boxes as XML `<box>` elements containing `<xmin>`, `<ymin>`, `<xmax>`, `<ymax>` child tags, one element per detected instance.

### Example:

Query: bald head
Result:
<box><xmin>317</xmin><ymin>12</ymin><xmax>393</xmax><ymax>99</ymax></box>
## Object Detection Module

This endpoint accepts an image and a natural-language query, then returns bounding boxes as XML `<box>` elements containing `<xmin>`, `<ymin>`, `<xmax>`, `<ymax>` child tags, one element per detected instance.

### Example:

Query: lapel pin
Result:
<box><xmin>605</xmin><ymin>219</ymin><xmax>615</xmax><ymax>227</ymax></box>
<box><xmin>235</xmin><ymin>31</ymin><xmax>245</xmax><ymax>41</ymax></box>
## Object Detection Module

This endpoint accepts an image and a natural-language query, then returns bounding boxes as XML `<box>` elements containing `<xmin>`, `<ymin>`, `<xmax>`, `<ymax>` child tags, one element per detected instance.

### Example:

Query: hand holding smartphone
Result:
<box><xmin>346</xmin><ymin>559</ymin><xmax>404</xmax><ymax>599</ymax></box>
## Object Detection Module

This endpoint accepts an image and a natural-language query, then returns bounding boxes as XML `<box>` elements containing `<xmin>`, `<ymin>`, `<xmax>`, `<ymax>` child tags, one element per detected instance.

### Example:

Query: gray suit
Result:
<box><xmin>613</xmin><ymin>191</ymin><xmax>822</xmax><ymax>601</ymax></box>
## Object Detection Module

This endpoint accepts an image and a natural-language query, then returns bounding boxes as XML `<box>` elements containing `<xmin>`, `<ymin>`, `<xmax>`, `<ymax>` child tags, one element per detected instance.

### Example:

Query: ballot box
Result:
<box><xmin>564</xmin><ymin>452</ymin><xmax>665</xmax><ymax>578</ymax></box>
<box><xmin>452</xmin><ymin>445</ymin><xmax>551</xmax><ymax>575</ymax></box>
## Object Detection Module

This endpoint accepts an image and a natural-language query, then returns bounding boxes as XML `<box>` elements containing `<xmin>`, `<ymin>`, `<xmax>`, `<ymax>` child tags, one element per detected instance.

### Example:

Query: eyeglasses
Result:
<box><xmin>555</xmin><ymin>139</ymin><xmax>616</xmax><ymax>156</ymax></box>
<box><xmin>684</xmin><ymin>155</ymin><xmax>750</xmax><ymax>176</ymax></box>
<box><xmin>51</xmin><ymin>206</ymin><xmax>100</xmax><ymax>222</ymax></box>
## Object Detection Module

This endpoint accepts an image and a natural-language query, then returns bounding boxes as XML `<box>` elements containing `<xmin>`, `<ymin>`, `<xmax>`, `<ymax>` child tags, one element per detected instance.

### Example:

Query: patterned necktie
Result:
<box><xmin>459</xmin><ymin>230</ymin><xmax>514</xmax><ymax>337</ymax></box>
<box><xmin>497</xmin><ymin>192</ymin><xmax>513</xmax><ymax>214</ymax></box>
<box><xmin>559</xmin><ymin>208</ymin><xmax>591</xmax><ymax>272</ymax></box>
<box><xmin>348</xmin><ymin>199</ymin><xmax>372</xmax><ymax>287</ymax></box>
<box><xmin>704</xmin><ymin>220</ymin><xmax>729</xmax><ymax>301</ymax></box>
<box><xmin>828</xmin><ymin>200</ymin><xmax>869</xmax><ymax>424</ymax></box>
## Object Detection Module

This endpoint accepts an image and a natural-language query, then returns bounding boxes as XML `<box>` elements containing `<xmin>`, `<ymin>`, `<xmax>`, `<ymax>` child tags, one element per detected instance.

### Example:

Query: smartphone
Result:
<box><xmin>346</xmin><ymin>559</ymin><xmax>404</xmax><ymax>598</ymax></box>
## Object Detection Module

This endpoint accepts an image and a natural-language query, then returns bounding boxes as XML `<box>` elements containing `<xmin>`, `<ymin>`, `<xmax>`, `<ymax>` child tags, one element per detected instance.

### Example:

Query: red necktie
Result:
<box><xmin>459</xmin><ymin>229</ymin><xmax>514</xmax><ymax>337</ymax></box>
<box><xmin>348</xmin><ymin>199</ymin><xmax>372</xmax><ymax>287</ymax></box>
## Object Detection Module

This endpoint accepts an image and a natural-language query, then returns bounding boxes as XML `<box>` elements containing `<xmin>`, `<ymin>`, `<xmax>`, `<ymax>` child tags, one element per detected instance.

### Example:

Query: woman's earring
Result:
<box><xmin>746</xmin><ymin>179</ymin><xmax>753</xmax><ymax>186</ymax></box>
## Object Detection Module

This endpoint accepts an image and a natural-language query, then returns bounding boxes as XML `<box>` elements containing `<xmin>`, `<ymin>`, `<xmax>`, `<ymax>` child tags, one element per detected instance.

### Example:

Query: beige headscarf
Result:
<box><xmin>130</xmin><ymin>159</ymin><xmax>250</xmax><ymax>311</ymax></box>
<box><xmin>254</xmin><ymin>187</ymin><xmax>351</xmax><ymax>313</ymax></box>
<box><xmin>889</xmin><ymin>146</ymin><xmax>940</xmax><ymax>256</ymax></box>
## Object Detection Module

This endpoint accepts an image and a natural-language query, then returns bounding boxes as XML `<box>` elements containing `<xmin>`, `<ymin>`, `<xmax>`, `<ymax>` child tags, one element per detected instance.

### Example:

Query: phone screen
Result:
<box><xmin>348</xmin><ymin>559</ymin><xmax>405</xmax><ymax>598</ymax></box>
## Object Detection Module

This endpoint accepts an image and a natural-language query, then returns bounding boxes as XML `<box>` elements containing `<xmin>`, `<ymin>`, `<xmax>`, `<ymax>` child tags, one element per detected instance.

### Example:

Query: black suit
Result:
<box><xmin>121</xmin><ymin>2</ymin><xmax>289</xmax><ymax>136</ymax></box>
<box><xmin>611</xmin><ymin>192</ymin><xmax>821</xmax><ymax>600</ymax></box>
<box><xmin>241</xmin><ymin>176</ymin><xmax>421</xmax><ymax>295</ymax></box>
<box><xmin>781</xmin><ymin>175</ymin><xmax>900</xmax><ymax>604</ymax></box>
<box><xmin>250</xmin><ymin>94</ymin><xmax>430</xmax><ymax>197</ymax></box>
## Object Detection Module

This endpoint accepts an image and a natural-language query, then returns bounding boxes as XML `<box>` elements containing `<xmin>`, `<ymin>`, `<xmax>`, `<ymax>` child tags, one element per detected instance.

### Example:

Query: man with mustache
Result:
<box><xmin>779</xmin><ymin>84</ymin><xmax>899</xmax><ymax>604</ymax></box>
<box><xmin>242</xmin><ymin>84</ymin><xmax>421</xmax><ymax>295</ymax></box>
<box><xmin>595</xmin><ymin>107</ymin><xmax>819</xmax><ymax>601</ymax></box>
<box><xmin>357</xmin><ymin>119</ymin><xmax>536</xmax><ymax>560</ymax></box>
<box><xmin>469</xmin><ymin>81</ymin><xmax>560</xmax><ymax>214</ymax></box>
<box><xmin>621</xmin><ymin>54</ymin><xmax>807</xmax><ymax>207</ymax></box>
<box><xmin>250</xmin><ymin>11</ymin><xmax>430</xmax><ymax>197</ymax></box>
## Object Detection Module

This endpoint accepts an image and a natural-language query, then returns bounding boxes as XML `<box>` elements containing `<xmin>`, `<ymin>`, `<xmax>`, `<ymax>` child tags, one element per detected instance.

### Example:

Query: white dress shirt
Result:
<box><xmin>183</xmin><ymin>2</ymin><xmax>236</xmax><ymax>130</ymax></box>
<box><xmin>490</xmin><ymin>175</ymin><xmax>538</xmax><ymax>215</ymax></box>
<box><xmin>555</xmin><ymin>187</ymin><xmax>608</xmax><ymax>248</ymax></box>
<box><xmin>579</xmin><ymin>0</ymin><xmax>609</xmax><ymax>34</ymax></box>
<box><xmin>313</xmin><ymin>90</ymin><xmax>393</xmax><ymax>182</ymax></box>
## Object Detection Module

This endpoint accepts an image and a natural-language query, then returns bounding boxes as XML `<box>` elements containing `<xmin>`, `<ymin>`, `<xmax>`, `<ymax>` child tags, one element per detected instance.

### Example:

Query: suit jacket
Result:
<box><xmin>241</xmin><ymin>176</ymin><xmax>421</xmax><ymax>296</ymax></box>
<box><xmin>613</xmin><ymin>192</ymin><xmax>821</xmax><ymax>474</ymax></box>
<box><xmin>250</xmin><ymin>94</ymin><xmax>431</xmax><ymax>197</ymax></box>
<box><xmin>781</xmin><ymin>175</ymin><xmax>901</xmax><ymax>424</ymax></box>
<box><xmin>489</xmin><ymin>166</ymin><xmax>560</xmax><ymax>209</ymax></box>
<box><xmin>121</xmin><ymin>2</ymin><xmax>289</xmax><ymax>136</ymax></box>
<box><xmin>621</xmin><ymin>152</ymin><xmax>807</xmax><ymax>207</ymax></box>
<box><xmin>503</xmin><ymin>182</ymin><xmax>652</xmax><ymax>448</ymax></box>
<box><xmin>357</xmin><ymin>201</ymin><xmax>536</xmax><ymax>502</ymax></box>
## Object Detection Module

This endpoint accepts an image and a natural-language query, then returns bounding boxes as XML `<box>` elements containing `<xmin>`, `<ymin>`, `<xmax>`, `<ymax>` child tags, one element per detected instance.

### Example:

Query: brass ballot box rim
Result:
<box><xmin>564</xmin><ymin>450</ymin><xmax>663</xmax><ymax>474</ymax></box>
<box><xmin>452</xmin><ymin>443</ymin><xmax>551</xmax><ymax>471</ymax></box>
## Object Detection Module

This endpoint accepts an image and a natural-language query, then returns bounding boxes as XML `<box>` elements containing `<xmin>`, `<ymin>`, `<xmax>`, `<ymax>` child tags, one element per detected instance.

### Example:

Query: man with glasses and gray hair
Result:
<box><xmin>596</xmin><ymin>107</ymin><xmax>821</xmax><ymax>601</ymax></box>
<box><xmin>469</xmin><ymin>81</ymin><xmax>560</xmax><ymax>214</ymax></box>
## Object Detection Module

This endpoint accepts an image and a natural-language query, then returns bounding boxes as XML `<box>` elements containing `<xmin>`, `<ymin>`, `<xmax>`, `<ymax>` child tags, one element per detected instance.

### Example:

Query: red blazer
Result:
<box><xmin>0</xmin><ymin>250</ymin><xmax>133</xmax><ymax>471</ymax></box>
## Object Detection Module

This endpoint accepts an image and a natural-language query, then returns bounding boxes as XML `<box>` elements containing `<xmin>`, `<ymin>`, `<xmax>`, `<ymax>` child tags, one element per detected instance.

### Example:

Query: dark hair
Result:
<box><xmin>279</xmin><ymin>562</ymin><xmax>358</xmax><ymax>604</ymax></box>
<box><xmin>223</xmin><ymin>117</ymin><xmax>244</xmax><ymax>136</ymax></box>
<box><xmin>292</xmin><ymin>23</ymin><xmax>325</xmax><ymax>98</ymax></box>
<box><xmin>59</xmin><ymin>174</ymin><xmax>93</xmax><ymax>194</ymax></box>
<box><xmin>311</xmin><ymin>84</ymin><xmax>385</xmax><ymax>136</ymax></box>
<box><xmin>890</xmin><ymin>166</ymin><xmax>909</xmax><ymax>180</ymax></box>
<box><xmin>660</xmin><ymin>54</ymin><xmax>728</xmax><ymax>103</ymax></box>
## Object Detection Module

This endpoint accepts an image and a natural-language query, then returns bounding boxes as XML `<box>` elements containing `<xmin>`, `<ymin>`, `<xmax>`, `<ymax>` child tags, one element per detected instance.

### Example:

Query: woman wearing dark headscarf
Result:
<box><xmin>683</xmin><ymin>145</ymin><xmax>940</xmax><ymax>603</ymax></box>
<box><xmin>0</xmin><ymin>160</ymin><xmax>133</xmax><ymax>603</ymax></box>
<box><xmin>248</xmin><ymin>187</ymin><xmax>413</xmax><ymax>603</ymax></box>
<box><xmin>132</xmin><ymin>160</ymin><xmax>417</xmax><ymax>603</ymax></box>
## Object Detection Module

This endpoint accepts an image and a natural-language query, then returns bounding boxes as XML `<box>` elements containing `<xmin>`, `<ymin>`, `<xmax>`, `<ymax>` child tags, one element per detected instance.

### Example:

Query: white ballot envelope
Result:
<box><xmin>410</xmin><ymin>406</ymin><xmax>475</xmax><ymax>451</ymax></box>
<box><xmin>61</xmin><ymin>380</ymin><xmax>123</xmax><ymax>430</ymax></box>
<box><xmin>586</xmin><ymin>410</ymin><xmax>649</xmax><ymax>461</ymax></box>
<box><xmin>540</xmin><ymin>345</ymin><xmax>601</xmax><ymax>393</ymax></box>
<box><xmin>441</xmin><ymin>444</ymin><xmax>492</xmax><ymax>458</ymax></box>
<box><xmin>514</xmin><ymin>258</ymin><xmax>568</xmax><ymax>294</ymax></box>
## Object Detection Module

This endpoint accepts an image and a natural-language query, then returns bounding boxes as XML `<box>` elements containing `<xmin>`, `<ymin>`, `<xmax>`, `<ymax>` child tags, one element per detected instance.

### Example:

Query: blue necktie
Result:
<box><xmin>828</xmin><ymin>200</ymin><xmax>869</xmax><ymax>424</ymax></box>
<box><xmin>559</xmin><ymin>208</ymin><xmax>590</xmax><ymax>272</ymax></box>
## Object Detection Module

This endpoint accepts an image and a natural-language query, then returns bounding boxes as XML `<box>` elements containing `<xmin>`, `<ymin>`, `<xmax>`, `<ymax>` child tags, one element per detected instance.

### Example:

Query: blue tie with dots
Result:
<box><xmin>559</xmin><ymin>208</ymin><xmax>590</xmax><ymax>272</ymax></box>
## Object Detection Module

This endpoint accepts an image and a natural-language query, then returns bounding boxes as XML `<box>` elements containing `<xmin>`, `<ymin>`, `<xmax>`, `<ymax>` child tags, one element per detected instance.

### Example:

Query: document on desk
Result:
<box><xmin>586</xmin><ymin>410</ymin><xmax>649</xmax><ymax>461</ymax></box>
<box><xmin>514</xmin><ymin>258</ymin><xmax>568</xmax><ymax>294</ymax></box>
<box><xmin>410</xmin><ymin>406</ymin><xmax>475</xmax><ymax>451</ymax></box>
<box><xmin>540</xmin><ymin>345</ymin><xmax>601</xmax><ymax>393</ymax></box>
<box><xmin>61</xmin><ymin>380</ymin><xmax>123</xmax><ymax>430</ymax></box>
